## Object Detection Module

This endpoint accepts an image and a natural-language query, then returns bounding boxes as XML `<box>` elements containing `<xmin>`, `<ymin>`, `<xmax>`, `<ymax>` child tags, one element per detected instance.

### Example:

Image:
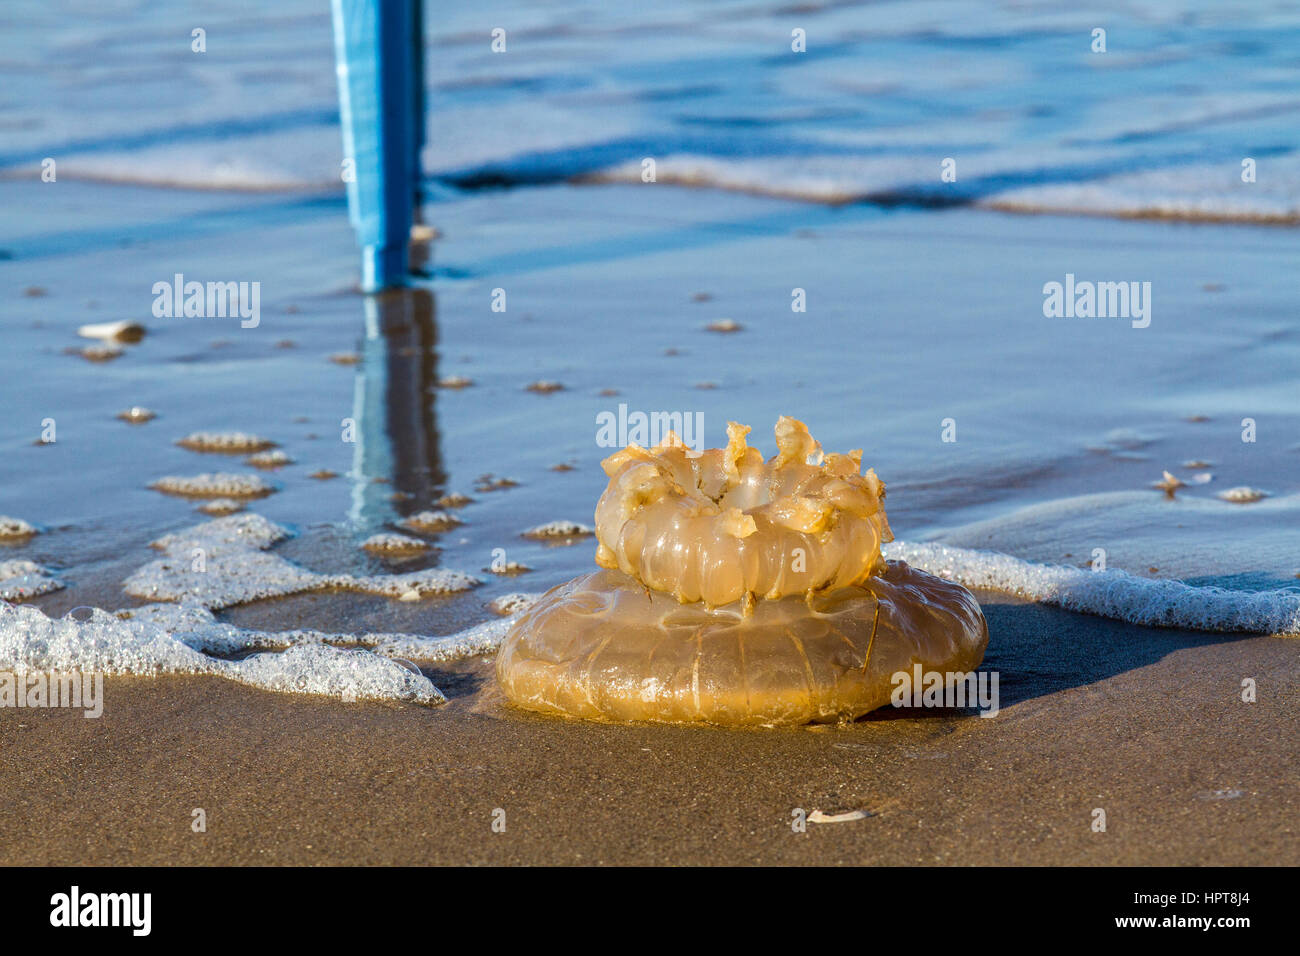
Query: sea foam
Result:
<box><xmin>124</xmin><ymin>514</ymin><xmax>478</xmax><ymax>609</ymax></box>
<box><xmin>886</xmin><ymin>541</ymin><xmax>1300</xmax><ymax>636</ymax></box>
<box><xmin>0</xmin><ymin>602</ymin><xmax>444</xmax><ymax>705</ymax></box>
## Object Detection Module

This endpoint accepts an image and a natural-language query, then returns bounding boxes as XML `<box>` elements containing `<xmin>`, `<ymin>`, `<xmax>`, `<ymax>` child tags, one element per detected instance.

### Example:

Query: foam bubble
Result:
<box><xmin>1218</xmin><ymin>487</ymin><xmax>1269</xmax><ymax>504</ymax></box>
<box><xmin>177</xmin><ymin>432</ymin><xmax>276</xmax><ymax>453</ymax></box>
<box><xmin>521</xmin><ymin>520</ymin><xmax>594</xmax><ymax>539</ymax></box>
<box><xmin>0</xmin><ymin>560</ymin><xmax>64</xmax><ymax>601</ymax></box>
<box><xmin>150</xmin><ymin>473</ymin><xmax>276</xmax><ymax>498</ymax></box>
<box><xmin>400</xmin><ymin>510</ymin><xmax>462</xmax><ymax>533</ymax></box>
<box><xmin>361</xmin><ymin>533</ymin><xmax>431</xmax><ymax>555</ymax></box>
<box><xmin>198</xmin><ymin>499</ymin><xmax>246</xmax><ymax>516</ymax></box>
<box><xmin>489</xmin><ymin>593</ymin><xmax>539</xmax><ymax>616</ymax></box>
<box><xmin>885</xmin><ymin>541</ymin><xmax>1300</xmax><ymax>635</ymax></box>
<box><xmin>0</xmin><ymin>602</ymin><xmax>443</xmax><ymax>705</ymax></box>
<box><xmin>0</xmin><ymin>516</ymin><xmax>38</xmax><ymax>540</ymax></box>
<box><xmin>246</xmin><ymin>450</ymin><xmax>293</xmax><ymax>469</ymax></box>
<box><xmin>124</xmin><ymin>515</ymin><xmax>478</xmax><ymax>609</ymax></box>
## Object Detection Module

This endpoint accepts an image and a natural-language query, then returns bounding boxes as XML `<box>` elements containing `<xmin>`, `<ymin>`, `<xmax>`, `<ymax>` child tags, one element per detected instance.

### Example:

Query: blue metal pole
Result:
<box><xmin>331</xmin><ymin>0</ymin><xmax>418</xmax><ymax>292</ymax></box>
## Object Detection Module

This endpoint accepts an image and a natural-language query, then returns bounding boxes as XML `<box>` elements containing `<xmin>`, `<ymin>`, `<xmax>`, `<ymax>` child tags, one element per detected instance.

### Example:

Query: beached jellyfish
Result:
<box><xmin>496</xmin><ymin>418</ymin><xmax>988</xmax><ymax>726</ymax></box>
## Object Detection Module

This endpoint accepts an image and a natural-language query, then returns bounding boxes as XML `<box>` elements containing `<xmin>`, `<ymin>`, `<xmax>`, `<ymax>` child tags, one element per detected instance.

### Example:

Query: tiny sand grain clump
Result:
<box><xmin>150</xmin><ymin>473</ymin><xmax>276</xmax><ymax>499</ymax></box>
<box><xmin>475</xmin><ymin>475</ymin><xmax>519</xmax><ymax>492</ymax></box>
<box><xmin>435</xmin><ymin>493</ymin><xmax>474</xmax><ymax>509</ymax></box>
<box><xmin>400</xmin><ymin>510</ymin><xmax>462</xmax><ymax>534</ymax></box>
<box><xmin>525</xmin><ymin>380</ymin><xmax>564</xmax><ymax>394</ymax></box>
<box><xmin>177</xmin><ymin>432</ymin><xmax>277</xmax><ymax>454</ymax></box>
<box><xmin>436</xmin><ymin>375</ymin><xmax>474</xmax><ymax>389</ymax></box>
<box><xmin>705</xmin><ymin>318</ymin><xmax>743</xmax><ymax>333</ymax></box>
<box><xmin>246</xmin><ymin>450</ymin><xmax>293</xmax><ymax>469</ymax></box>
<box><xmin>522</xmin><ymin>520</ymin><xmax>594</xmax><ymax>539</ymax></box>
<box><xmin>308</xmin><ymin>469</ymin><xmax>339</xmax><ymax>481</ymax></box>
<box><xmin>0</xmin><ymin>516</ymin><xmax>39</xmax><ymax>540</ymax></box>
<box><xmin>361</xmin><ymin>533</ymin><xmax>431</xmax><ymax>555</ymax></box>
<box><xmin>329</xmin><ymin>352</ymin><xmax>362</xmax><ymax>366</ymax></box>
<box><xmin>198</xmin><ymin>499</ymin><xmax>246</xmax><ymax>516</ymax></box>
<box><xmin>1218</xmin><ymin>486</ymin><xmax>1269</xmax><ymax>504</ymax></box>
<box><xmin>117</xmin><ymin>407</ymin><xmax>156</xmax><ymax>424</ymax></box>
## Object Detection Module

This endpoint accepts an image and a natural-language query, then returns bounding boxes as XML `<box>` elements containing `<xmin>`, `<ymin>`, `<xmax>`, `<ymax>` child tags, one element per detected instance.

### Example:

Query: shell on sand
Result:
<box><xmin>77</xmin><ymin>320</ymin><xmax>145</xmax><ymax>343</ymax></box>
<box><xmin>496</xmin><ymin>562</ymin><xmax>988</xmax><ymax>726</ymax></box>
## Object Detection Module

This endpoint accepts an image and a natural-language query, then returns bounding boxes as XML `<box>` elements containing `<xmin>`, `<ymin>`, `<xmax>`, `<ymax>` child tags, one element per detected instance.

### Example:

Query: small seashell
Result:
<box><xmin>77</xmin><ymin>320</ymin><xmax>145</xmax><ymax>343</ymax></box>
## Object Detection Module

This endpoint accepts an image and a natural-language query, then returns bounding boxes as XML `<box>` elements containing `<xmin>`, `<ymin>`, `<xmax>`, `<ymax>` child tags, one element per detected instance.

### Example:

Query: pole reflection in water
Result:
<box><xmin>350</xmin><ymin>286</ymin><xmax>445</xmax><ymax>526</ymax></box>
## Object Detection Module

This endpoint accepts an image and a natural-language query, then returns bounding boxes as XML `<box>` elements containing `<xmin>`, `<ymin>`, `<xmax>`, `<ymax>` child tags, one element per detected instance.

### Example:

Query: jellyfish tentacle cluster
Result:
<box><xmin>496</xmin><ymin>417</ymin><xmax>988</xmax><ymax>726</ymax></box>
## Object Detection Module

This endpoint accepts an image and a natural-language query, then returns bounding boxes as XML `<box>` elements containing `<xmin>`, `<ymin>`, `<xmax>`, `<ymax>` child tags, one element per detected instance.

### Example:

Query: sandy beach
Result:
<box><xmin>2</xmin><ymin>592</ymin><xmax>1295</xmax><ymax>867</ymax></box>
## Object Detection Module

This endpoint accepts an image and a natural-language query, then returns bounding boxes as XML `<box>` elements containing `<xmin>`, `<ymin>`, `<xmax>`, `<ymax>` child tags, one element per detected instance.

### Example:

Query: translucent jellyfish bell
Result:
<box><xmin>496</xmin><ymin>418</ymin><xmax>988</xmax><ymax>726</ymax></box>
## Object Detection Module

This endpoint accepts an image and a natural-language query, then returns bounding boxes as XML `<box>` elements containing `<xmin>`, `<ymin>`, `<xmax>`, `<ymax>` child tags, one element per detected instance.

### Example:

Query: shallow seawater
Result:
<box><xmin>3</xmin><ymin>181</ymin><xmax>1297</xmax><ymax>620</ymax></box>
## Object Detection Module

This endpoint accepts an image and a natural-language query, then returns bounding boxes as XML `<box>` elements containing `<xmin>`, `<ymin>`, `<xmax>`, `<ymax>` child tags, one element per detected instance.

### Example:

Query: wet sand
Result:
<box><xmin>2</xmin><ymin>595</ymin><xmax>1295</xmax><ymax>866</ymax></box>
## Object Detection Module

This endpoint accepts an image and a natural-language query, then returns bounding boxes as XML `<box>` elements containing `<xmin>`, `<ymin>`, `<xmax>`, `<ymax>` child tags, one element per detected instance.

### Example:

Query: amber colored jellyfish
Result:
<box><xmin>496</xmin><ymin>417</ymin><xmax>987</xmax><ymax>726</ymax></box>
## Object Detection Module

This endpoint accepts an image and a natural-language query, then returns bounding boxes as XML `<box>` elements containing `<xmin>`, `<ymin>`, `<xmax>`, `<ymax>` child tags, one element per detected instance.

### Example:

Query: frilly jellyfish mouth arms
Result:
<box><xmin>593</xmin><ymin>417</ymin><xmax>893</xmax><ymax>607</ymax></box>
<box><xmin>495</xmin><ymin>417</ymin><xmax>988</xmax><ymax>727</ymax></box>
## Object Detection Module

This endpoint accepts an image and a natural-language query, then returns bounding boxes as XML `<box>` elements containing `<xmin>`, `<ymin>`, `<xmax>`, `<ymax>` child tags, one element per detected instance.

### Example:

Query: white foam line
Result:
<box><xmin>886</xmin><ymin>541</ymin><xmax>1300</xmax><ymax>636</ymax></box>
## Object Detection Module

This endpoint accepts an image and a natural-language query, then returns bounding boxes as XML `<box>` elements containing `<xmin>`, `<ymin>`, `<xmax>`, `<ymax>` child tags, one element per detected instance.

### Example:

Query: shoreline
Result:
<box><xmin>3</xmin><ymin>595</ymin><xmax>1295</xmax><ymax>866</ymax></box>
